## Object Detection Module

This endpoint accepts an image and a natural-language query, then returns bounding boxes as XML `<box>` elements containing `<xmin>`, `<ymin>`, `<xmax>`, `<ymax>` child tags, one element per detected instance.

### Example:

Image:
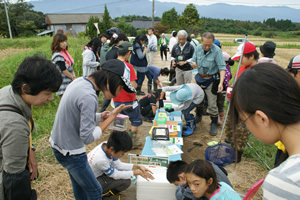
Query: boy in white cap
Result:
<box><xmin>286</xmin><ymin>55</ymin><xmax>300</xmax><ymax>86</ymax></box>
<box><xmin>159</xmin><ymin>83</ymin><xmax>204</xmax><ymax>136</ymax></box>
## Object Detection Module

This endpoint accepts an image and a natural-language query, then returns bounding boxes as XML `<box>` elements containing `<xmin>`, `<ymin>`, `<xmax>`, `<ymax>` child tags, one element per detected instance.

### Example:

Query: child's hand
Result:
<box><xmin>141</xmin><ymin>171</ymin><xmax>155</xmax><ymax>181</ymax></box>
<box><xmin>111</xmin><ymin>104</ymin><xmax>132</xmax><ymax>116</ymax></box>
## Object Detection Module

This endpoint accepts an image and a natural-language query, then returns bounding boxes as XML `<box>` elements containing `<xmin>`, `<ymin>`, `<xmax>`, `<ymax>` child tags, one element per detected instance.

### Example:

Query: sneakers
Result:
<box><xmin>209</xmin><ymin>123</ymin><xmax>217</xmax><ymax>136</ymax></box>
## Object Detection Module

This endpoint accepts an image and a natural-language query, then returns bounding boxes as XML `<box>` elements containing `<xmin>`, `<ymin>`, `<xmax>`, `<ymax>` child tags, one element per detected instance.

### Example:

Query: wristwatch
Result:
<box><xmin>31</xmin><ymin>144</ymin><xmax>36</xmax><ymax>152</ymax></box>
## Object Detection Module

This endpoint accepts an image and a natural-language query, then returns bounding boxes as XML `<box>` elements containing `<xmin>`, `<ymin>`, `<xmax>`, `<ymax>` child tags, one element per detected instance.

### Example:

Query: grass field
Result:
<box><xmin>0</xmin><ymin>33</ymin><xmax>299</xmax><ymax>199</ymax></box>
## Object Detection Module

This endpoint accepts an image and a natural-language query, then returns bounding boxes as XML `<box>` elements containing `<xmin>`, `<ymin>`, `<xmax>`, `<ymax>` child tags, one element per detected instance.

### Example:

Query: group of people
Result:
<box><xmin>0</xmin><ymin>25</ymin><xmax>300</xmax><ymax>200</ymax></box>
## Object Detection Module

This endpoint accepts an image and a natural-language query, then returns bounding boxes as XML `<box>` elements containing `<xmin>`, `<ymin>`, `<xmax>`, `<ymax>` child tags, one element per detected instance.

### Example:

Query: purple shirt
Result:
<box><xmin>223</xmin><ymin>65</ymin><xmax>232</xmax><ymax>90</ymax></box>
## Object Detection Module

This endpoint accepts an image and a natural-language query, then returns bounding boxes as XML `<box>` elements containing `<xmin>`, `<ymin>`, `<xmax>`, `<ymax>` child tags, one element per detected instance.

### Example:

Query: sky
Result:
<box><xmin>157</xmin><ymin>0</ymin><xmax>300</xmax><ymax>9</ymax></box>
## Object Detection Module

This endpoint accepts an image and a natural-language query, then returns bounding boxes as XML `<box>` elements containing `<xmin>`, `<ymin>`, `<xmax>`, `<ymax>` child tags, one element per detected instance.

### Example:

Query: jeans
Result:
<box><xmin>136</xmin><ymin>71</ymin><xmax>146</xmax><ymax>86</ymax></box>
<box><xmin>52</xmin><ymin>148</ymin><xmax>102</xmax><ymax>200</ymax></box>
<box><xmin>145</xmin><ymin>71</ymin><xmax>153</xmax><ymax>85</ymax></box>
<box><xmin>182</xmin><ymin>102</ymin><xmax>198</xmax><ymax>121</ymax></box>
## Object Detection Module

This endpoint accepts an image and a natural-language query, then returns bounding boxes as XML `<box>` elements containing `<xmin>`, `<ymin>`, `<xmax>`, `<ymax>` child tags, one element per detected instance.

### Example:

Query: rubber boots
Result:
<box><xmin>129</xmin><ymin>131</ymin><xmax>142</xmax><ymax>149</ymax></box>
<box><xmin>209</xmin><ymin>116</ymin><xmax>218</xmax><ymax>136</ymax></box>
<box><xmin>147</xmin><ymin>84</ymin><xmax>153</xmax><ymax>94</ymax></box>
<box><xmin>183</xmin><ymin>118</ymin><xmax>196</xmax><ymax>136</ymax></box>
<box><xmin>136</xmin><ymin>85</ymin><xmax>145</xmax><ymax>95</ymax></box>
<box><xmin>153</xmin><ymin>82</ymin><xmax>158</xmax><ymax>92</ymax></box>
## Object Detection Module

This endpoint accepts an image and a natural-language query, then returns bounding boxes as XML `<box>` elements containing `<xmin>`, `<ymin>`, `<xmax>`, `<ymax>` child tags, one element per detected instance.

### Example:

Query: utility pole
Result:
<box><xmin>3</xmin><ymin>0</ymin><xmax>13</xmax><ymax>39</ymax></box>
<box><xmin>152</xmin><ymin>0</ymin><xmax>154</xmax><ymax>28</ymax></box>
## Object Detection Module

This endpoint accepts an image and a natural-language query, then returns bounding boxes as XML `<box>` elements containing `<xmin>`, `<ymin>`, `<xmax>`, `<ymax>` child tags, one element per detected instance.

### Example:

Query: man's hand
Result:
<box><xmin>28</xmin><ymin>150</ymin><xmax>38</xmax><ymax>181</ymax></box>
<box><xmin>217</xmin><ymin>83</ymin><xmax>223</xmax><ymax>93</ymax></box>
<box><xmin>177</xmin><ymin>61</ymin><xmax>185</xmax><ymax>66</ymax></box>
<box><xmin>191</xmin><ymin>62</ymin><xmax>198</xmax><ymax>69</ymax></box>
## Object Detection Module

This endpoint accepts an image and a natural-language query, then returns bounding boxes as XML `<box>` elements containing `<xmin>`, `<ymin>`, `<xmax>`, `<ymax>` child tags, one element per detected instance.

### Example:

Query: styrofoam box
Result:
<box><xmin>136</xmin><ymin>166</ymin><xmax>177</xmax><ymax>200</ymax></box>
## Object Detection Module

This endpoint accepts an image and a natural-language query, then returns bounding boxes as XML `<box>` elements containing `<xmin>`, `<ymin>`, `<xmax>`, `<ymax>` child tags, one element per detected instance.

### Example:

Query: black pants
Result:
<box><xmin>97</xmin><ymin>174</ymin><xmax>131</xmax><ymax>195</ymax></box>
<box><xmin>160</xmin><ymin>45</ymin><xmax>167</xmax><ymax>60</ymax></box>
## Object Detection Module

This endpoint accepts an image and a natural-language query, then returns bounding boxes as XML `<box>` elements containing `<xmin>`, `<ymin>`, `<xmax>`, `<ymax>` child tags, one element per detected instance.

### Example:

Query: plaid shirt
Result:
<box><xmin>192</xmin><ymin>44</ymin><xmax>226</xmax><ymax>75</ymax></box>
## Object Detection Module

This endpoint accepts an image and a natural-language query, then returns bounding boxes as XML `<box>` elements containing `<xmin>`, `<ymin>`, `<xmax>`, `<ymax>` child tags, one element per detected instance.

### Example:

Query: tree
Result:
<box><xmin>85</xmin><ymin>16</ymin><xmax>100</xmax><ymax>39</ymax></box>
<box><xmin>178</xmin><ymin>4</ymin><xmax>201</xmax><ymax>28</ymax></box>
<box><xmin>116</xmin><ymin>19</ymin><xmax>137</xmax><ymax>36</ymax></box>
<box><xmin>153</xmin><ymin>22</ymin><xmax>169</xmax><ymax>35</ymax></box>
<box><xmin>161</xmin><ymin>8</ymin><xmax>179</xmax><ymax>30</ymax></box>
<box><xmin>0</xmin><ymin>2</ymin><xmax>45</xmax><ymax>37</ymax></box>
<box><xmin>99</xmin><ymin>4</ymin><xmax>113</xmax><ymax>34</ymax></box>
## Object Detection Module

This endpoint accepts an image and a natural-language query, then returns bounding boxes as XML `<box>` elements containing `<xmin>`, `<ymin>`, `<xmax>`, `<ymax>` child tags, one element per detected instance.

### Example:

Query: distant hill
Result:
<box><xmin>28</xmin><ymin>0</ymin><xmax>300</xmax><ymax>22</ymax></box>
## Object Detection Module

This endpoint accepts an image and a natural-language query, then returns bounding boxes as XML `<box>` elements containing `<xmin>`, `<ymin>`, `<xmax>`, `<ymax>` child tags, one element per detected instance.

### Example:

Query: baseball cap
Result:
<box><xmin>286</xmin><ymin>55</ymin><xmax>300</xmax><ymax>72</ymax></box>
<box><xmin>170</xmin><ymin>85</ymin><xmax>192</xmax><ymax>105</ymax></box>
<box><xmin>101</xmin><ymin>59</ymin><xmax>136</xmax><ymax>93</ymax></box>
<box><xmin>232</xmin><ymin>42</ymin><xmax>256</xmax><ymax>60</ymax></box>
<box><xmin>214</xmin><ymin>40</ymin><xmax>221</xmax><ymax>48</ymax></box>
<box><xmin>260</xmin><ymin>41</ymin><xmax>276</xmax><ymax>58</ymax></box>
<box><xmin>222</xmin><ymin>52</ymin><xmax>230</xmax><ymax>62</ymax></box>
<box><xmin>118</xmin><ymin>41</ymin><xmax>133</xmax><ymax>55</ymax></box>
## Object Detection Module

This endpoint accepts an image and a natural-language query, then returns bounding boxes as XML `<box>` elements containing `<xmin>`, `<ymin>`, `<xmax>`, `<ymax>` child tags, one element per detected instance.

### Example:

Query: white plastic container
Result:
<box><xmin>136</xmin><ymin>166</ymin><xmax>177</xmax><ymax>200</ymax></box>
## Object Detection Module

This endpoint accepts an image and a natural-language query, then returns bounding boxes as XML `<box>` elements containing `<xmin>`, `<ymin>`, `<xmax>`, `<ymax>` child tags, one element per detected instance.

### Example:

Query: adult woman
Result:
<box><xmin>51</xmin><ymin>33</ymin><xmax>76</xmax><ymax>99</ymax></box>
<box><xmin>130</xmin><ymin>34</ymin><xmax>148</xmax><ymax>95</ymax></box>
<box><xmin>50</xmin><ymin>59</ymin><xmax>136</xmax><ymax>199</ymax></box>
<box><xmin>230</xmin><ymin>63</ymin><xmax>300</xmax><ymax>199</ymax></box>
<box><xmin>82</xmin><ymin>37</ymin><xmax>101</xmax><ymax>77</ymax></box>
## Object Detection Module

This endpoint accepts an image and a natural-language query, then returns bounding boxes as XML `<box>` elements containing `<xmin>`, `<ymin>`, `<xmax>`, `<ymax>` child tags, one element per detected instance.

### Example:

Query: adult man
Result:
<box><xmin>191</xmin><ymin>32</ymin><xmax>226</xmax><ymax>136</ymax></box>
<box><xmin>146</xmin><ymin>28</ymin><xmax>157</xmax><ymax>65</ymax></box>
<box><xmin>0</xmin><ymin>55</ymin><xmax>62</xmax><ymax>200</ymax></box>
<box><xmin>171</xmin><ymin>30</ymin><xmax>194</xmax><ymax>85</ymax></box>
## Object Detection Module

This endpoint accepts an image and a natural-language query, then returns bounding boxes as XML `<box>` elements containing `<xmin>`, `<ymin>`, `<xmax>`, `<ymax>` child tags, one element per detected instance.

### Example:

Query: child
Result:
<box><xmin>113</xmin><ymin>41</ymin><xmax>143</xmax><ymax>148</ymax></box>
<box><xmin>167</xmin><ymin>160</ymin><xmax>232</xmax><ymax>200</ymax></box>
<box><xmin>160</xmin><ymin>83</ymin><xmax>204</xmax><ymax>136</ymax></box>
<box><xmin>225</xmin><ymin>42</ymin><xmax>259</xmax><ymax>162</ymax></box>
<box><xmin>0</xmin><ymin>55</ymin><xmax>62</xmax><ymax>200</ymax></box>
<box><xmin>217</xmin><ymin>52</ymin><xmax>233</xmax><ymax>124</ymax></box>
<box><xmin>82</xmin><ymin>37</ymin><xmax>101</xmax><ymax>77</ymax></box>
<box><xmin>88</xmin><ymin>131</ymin><xmax>154</xmax><ymax>198</ymax></box>
<box><xmin>230</xmin><ymin>63</ymin><xmax>300</xmax><ymax>199</ymax></box>
<box><xmin>185</xmin><ymin>160</ymin><xmax>241</xmax><ymax>200</ymax></box>
<box><xmin>146</xmin><ymin>65</ymin><xmax>170</xmax><ymax>93</ymax></box>
<box><xmin>139</xmin><ymin>89</ymin><xmax>162</xmax><ymax>121</ymax></box>
<box><xmin>258</xmin><ymin>41</ymin><xmax>277</xmax><ymax>64</ymax></box>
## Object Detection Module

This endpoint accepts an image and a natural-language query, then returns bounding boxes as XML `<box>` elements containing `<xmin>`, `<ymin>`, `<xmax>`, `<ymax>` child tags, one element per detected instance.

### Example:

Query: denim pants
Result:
<box><xmin>52</xmin><ymin>148</ymin><xmax>102</xmax><ymax>200</ymax></box>
<box><xmin>136</xmin><ymin>71</ymin><xmax>146</xmax><ymax>86</ymax></box>
<box><xmin>182</xmin><ymin>102</ymin><xmax>198</xmax><ymax>121</ymax></box>
<box><xmin>145</xmin><ymin>71</ymin><xmax>153</xmax><ymax>85</ymax></box>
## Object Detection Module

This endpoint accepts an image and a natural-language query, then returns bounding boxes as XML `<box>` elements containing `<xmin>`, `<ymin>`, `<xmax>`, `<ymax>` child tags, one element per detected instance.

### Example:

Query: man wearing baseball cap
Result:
<box><xmin>113</xmin><ymin>41</ymin><xmax>143</xmax><ymax>148</ymax></box>
<box><xmin>191</xmin><ymin>32</ymin><xmax>226</xmax><ymax>136</ymax></box>
<box><xmin>286</xmin><ymin>55</ymin><xmax>300</xmax><ymax>86</ymax></box>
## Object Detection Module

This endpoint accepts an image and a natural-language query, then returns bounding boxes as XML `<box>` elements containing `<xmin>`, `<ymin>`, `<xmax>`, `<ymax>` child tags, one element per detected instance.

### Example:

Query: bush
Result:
<box><xmin>263</xmin><ymin>32</ymin><xmax>276</xmax><ymax>38</ymax></box>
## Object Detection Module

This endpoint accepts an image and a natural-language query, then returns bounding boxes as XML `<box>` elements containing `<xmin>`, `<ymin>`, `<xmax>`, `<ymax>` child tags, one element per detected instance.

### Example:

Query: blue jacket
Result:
<box><xmin>130</xmin><ymin>43</ymin><xmax>147</xmax><ymax>67</ymax></box>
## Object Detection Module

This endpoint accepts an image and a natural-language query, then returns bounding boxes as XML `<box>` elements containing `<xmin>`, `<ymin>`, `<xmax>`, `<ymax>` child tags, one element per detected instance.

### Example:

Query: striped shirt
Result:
<box><xmin>191</xmin><ymin>44</ymin><xmax>226</xmax><ymax>75</ymax></box>
<box><xmin>263</xmin><ymin>154</ymin><xmax>300</xmax><ymax>199</ymax></box>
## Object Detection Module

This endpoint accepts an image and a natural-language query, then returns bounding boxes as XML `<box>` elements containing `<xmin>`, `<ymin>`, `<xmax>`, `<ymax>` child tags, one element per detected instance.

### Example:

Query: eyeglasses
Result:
<box><xmin>240</xmin><ymin>114</ymin><xmax>253</xmax><ymax>127</ymax></box>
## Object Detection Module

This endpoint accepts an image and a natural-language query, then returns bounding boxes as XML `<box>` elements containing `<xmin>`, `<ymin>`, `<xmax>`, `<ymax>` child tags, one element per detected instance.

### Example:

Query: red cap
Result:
<box><xmin>232</xmin><ymin>42</ymin><xmax>256</xmax><ymax>60</ymax></box>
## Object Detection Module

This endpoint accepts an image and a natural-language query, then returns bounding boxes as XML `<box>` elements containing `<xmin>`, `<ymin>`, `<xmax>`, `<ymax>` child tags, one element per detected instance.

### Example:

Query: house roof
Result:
<box><xmin>130</xmin><ymin>20</ymin><xmax>160</xmax><ymax>29</ymax></box>
<box><xmin>46</xmin><ymin>13</ymin><xmax>103</xmax><ymax>25</ymax></box>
